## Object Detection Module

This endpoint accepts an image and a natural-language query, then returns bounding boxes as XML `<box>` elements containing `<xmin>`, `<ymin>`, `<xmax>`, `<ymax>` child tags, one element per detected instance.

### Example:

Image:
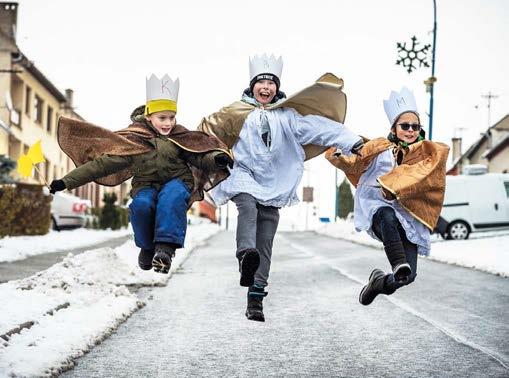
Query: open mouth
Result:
<box><xmin>259</xmin><ymin>92</ymin><xmax>271</xmax><ymax>100</ymax></box>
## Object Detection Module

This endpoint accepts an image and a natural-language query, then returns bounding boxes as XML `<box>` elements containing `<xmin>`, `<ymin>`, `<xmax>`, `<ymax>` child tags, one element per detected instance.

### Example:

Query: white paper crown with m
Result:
<box><xmin>145</xmin><ymin>74</ymin><xmax>180</xmax><ymax>115</ymax></box>
<box><xmin>383</xmin><ymin>86</ymin><xmax>419</xmax><ymax>126</ymax></box>
<box><xmin>249</xmin><ymin>53</ymin><xmax>283</xmax><ymax>81</ymax></box>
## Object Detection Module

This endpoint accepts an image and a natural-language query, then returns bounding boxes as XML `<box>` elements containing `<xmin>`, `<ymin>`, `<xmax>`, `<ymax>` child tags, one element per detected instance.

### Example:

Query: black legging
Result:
<box><xmin>371</xmin><ymin>206</ymin><xmax>418</xmax><ymax>294</ymax></box>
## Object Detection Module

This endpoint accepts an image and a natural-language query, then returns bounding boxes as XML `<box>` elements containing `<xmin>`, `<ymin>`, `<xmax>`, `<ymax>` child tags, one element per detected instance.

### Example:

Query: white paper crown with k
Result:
<box><xmin>145</xmin><ymin>74</ymin><xmax>179</xmax><ymax>114</ymax></box>
<box><xmin>146</xmin><ymin>74</ymin><xmax>179</xmax><ymax>102</ymax></box>
<box><xmin>383</xmin><ymin>86</ymin><xmax>419</xmax><ymax>126</ymax></box>
<box><xmin>249</xmin><ymin>53</ymin><xmax>283</xmax><ymax>81</ymax></box>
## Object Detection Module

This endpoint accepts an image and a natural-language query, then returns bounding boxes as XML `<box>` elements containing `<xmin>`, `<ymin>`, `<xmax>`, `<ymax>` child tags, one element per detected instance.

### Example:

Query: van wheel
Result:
<box><xmin>447</xmin><ymin>221</ymin><xmax>470</xmax><ymax>240</ymax></box>
<box><xmin>52</xmin><ymin>216</ymin><xmax>61</xmax><ymax>232</ymax></box>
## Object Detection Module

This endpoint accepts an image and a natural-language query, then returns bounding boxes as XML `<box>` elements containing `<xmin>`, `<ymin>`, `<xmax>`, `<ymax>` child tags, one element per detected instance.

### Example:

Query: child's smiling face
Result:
<box><xmin>252</xmin><ymin>80</ymin><xmax>277</xmax><ymax>105</ymax></box>
<box><xmin>146</xmin><ymin>110</ymin><xmax>176</xmax><ymax>135</ymax></box>
<box><xmin>392</xmin><ymin>112</ymin><xmax>421</xmax><ymax>144</ymax></box>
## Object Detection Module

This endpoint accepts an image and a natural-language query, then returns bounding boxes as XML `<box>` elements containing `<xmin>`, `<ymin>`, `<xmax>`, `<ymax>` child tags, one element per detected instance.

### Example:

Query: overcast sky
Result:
<box><xmin>14</xmin><ymin>0</ymin><xmax>509</xmax><ymax>227</ymax></box>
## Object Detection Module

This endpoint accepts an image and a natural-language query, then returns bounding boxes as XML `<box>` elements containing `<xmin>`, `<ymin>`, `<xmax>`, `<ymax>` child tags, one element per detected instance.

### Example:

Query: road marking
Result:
<box><xmin>281</xmin><ymin>236</ymin><xmax>509</xmax><ymax>371</ymax></box>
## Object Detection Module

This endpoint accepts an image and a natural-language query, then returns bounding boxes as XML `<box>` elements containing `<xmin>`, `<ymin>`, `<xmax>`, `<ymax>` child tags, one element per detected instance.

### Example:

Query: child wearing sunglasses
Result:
<box><xmin>326</xmin><ymin>87</ymin><xmax>449</xmax><ymax>305</ymax></box>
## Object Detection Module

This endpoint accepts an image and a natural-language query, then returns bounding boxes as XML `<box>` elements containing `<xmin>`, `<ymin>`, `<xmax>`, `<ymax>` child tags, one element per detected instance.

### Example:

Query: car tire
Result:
<box><xmin>447</xmin><ymin>220</ymin><xmax>470</xmax><ymax>240</ymax></box>
<box><xmin>52</xmin><ymin>216</ymin><xmax>61</xmax><ymax>232</ymax></box>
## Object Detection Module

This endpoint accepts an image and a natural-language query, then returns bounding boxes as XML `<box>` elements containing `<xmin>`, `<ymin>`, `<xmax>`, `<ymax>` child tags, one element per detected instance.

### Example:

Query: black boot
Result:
<box><xmin>359</xmin><ymin>269</ymin><xmax>386</xmax><ymax>306</ymax></box>
<box><xmin>152</xmin><ymin>243</ymin><xmax>176</xmax><ymax>274</ymax></box>
<box><xmin>138</xmin><ymin>248</ymin><xmax>155</xmax><ymax>270</ymax></box>
<box><xmin>245</xmin><ymin>285</ymin><xmax>267</xmax><ymax>322</ymax></box>
<box><xmin>383</xmin><ymin>240</ymin><xmax>411</xmax><ymax>283</ymax></box>
<box><xmin>238</xmin><ymin>248</ymin><xmax>260</xmax><ymax>287</ymax></box>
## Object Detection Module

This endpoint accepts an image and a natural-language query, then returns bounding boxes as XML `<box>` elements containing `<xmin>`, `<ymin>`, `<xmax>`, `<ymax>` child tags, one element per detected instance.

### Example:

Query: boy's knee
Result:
<box><xmin>130</xmin><ymin>196</ymin><xmax>154</xmax><ymax>213</ymax></box>
<box><xmin>162</xmin><ymin>180</ymin><xmax>190</xmax><ymax>201</ymax></box>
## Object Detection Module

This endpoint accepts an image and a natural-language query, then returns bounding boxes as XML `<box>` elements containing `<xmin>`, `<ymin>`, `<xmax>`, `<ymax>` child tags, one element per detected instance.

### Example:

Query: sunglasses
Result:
<box><xmin>397</xmin><ymin>123</ymin><xmax>422</xmax><ymax>131</ymax></box>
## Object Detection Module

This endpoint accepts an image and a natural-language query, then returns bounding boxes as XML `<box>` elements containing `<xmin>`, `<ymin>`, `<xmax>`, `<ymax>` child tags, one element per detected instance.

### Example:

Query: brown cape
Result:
<box><xmin>198</xmin><ymin>73</ymin><xmax>348</xmax><ymax>161</ymax></box>
<box><xmin>325</xmin><ymin>138</ymin><xmax>450</xmax><ymax>230</ymax></box>
<box><xmin>57</xmin><ymin>115</ymin><xmax>232</xmax><ymax>204</ymax></box>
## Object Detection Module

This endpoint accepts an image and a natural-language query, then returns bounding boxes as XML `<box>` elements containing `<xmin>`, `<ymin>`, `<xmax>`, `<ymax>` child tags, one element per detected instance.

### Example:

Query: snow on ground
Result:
<box><xmin>0</xmin><ymin>227</ymin><xmax>133</xmax><ymax>263</ymax></box>
<box><xmin>0</xmin><ymin>223</ymin><xmax>221</xmax><ymax>377</ymax></box>
<box><xmin>316</xmin><ymin>220</ymin><xmax>509</xmax><ymax>277</ymax></box>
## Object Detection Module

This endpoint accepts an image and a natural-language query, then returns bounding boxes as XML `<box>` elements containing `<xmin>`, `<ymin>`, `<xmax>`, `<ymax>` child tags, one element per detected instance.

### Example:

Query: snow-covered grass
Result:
<box><xmin>0</xmin><ymin>223</ymin><xmax>221</xmax><ymax>377</ymax></box>
<box><xmin>0</xmin><ymin>227</ymin><xmax>133</xmax><ymax>263</ymax></box>
<box><xmin>317</xmin><ymin>220</ymin><xmax>509</xmax><ymax>278</ymax></box>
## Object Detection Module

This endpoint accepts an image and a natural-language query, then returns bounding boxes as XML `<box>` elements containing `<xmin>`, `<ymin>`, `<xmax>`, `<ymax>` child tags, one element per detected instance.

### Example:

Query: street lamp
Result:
<box><xmin>396</xmin><ymin>0</ymin><xmax>437</xmax><ymax>140</ymax></box>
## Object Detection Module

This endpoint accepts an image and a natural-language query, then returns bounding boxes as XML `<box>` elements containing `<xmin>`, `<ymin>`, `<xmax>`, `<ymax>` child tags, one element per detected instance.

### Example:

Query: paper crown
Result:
<box><xmin>249</xmin><ymin>53</ymin><xmax>283</xmax><ymax>82</ymax></box>
<box><xmin>383</xmin><ymin>87</ymin><xmax>419</xmax><ymax>126</ymax></box>
<box><xmin>145</xmin><ymin>74</ymin><xmax>180</xmax><ymax>115</ymax></box>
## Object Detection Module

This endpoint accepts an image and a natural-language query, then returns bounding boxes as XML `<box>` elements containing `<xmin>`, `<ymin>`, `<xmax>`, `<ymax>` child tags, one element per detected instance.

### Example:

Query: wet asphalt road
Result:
<box><xmin>0</xmin><ymin>235</ymin><xmax>132</xmax><ymax>283</ymax></box>
<box><xmin>65</xmin><ymin>231</ymin><xmax>509</xmax><ymax>377</ymax></box>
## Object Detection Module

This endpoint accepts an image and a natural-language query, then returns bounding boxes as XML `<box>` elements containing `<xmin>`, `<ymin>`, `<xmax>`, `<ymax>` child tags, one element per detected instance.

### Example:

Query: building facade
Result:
<box><xmin>0</xmin><ymin>2</ymin><xmax>129</xmax><ymax>208</ymax></box>
<box><xmin>448</xmin><ymin>114</ymin><xmax>509</xmax><ymax>175</ymax></box>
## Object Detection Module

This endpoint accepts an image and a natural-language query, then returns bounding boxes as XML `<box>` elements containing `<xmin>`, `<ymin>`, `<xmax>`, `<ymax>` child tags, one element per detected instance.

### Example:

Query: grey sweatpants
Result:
<box><xmin>232</xmin><ymin>193</ymin><xmax>280</xmax><ymax>288</ymax></box>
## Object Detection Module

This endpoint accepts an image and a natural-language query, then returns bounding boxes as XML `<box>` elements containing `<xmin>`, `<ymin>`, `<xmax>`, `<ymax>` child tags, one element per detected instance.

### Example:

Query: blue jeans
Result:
<box><xmin>129</xmin><ymin>179</ymin><xmax>190</xmax><ymax>250</ymax></box>
<box><xmin>371</xmin><ymin>206</ymin><xmax>418</xmax><ymax>294</ymax></box>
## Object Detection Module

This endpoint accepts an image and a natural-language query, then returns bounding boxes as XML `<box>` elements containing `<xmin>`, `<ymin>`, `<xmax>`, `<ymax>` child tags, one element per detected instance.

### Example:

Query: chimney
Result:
<box><xmin>65</xmin><ymin>88</ymin><xmax>74</xmax><ymax>109</ymax></box>
<box><xmin>452</xmin><ymin>137</ymin><xmax>462</xmax><ymax>162</ymax></box>
<box><xmin>0</xmin><ymin>2</ymin><xmax>18</xmax><ymax>42</ymax></box>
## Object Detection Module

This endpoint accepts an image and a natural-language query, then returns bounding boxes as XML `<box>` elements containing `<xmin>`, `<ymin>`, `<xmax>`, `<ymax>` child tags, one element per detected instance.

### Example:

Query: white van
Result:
<box><xmin>440</xmin><ymin>171</ymin><xmax>509</xmax><ymax>239</ymax></box>
<box><xmin>51</xmin><ymin>192</ymin><xmax>91</xmax><ymax>230</ymax></box>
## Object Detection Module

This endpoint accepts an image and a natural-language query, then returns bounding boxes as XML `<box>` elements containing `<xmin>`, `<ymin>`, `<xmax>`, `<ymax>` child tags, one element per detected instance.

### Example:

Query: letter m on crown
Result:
<box><xmin>396</xmin><ymin>97</ymin><xmax>406</xmax><ymax>108</ymax></box>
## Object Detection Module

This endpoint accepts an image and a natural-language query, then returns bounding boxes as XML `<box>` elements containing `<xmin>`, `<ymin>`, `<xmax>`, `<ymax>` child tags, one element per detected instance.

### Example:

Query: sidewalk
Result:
<box><xmin>316</xmin><ymin>220</ymin><xmax>509</xmax><ymax>277</ymax></box>
<box><xmin>0</xmin><ymin>234</ymin><xmax>132</xmax><ymax>283</ymax></box>
<box><xmin>0</xmin><ymin>223</ymin><xmax>221</xmax><ymax>377</ymax></box>
<box><xmin>0</xmin><ymin>227</ymin><xmax>133</xmax><ymax>263</ymax></box>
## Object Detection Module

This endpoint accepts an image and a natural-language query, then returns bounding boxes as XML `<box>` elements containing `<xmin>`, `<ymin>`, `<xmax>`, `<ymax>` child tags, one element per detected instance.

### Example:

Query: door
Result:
<box><xmin>470</xmin><ymin>177</ymin><xmax>509</xmax><ymax>229</ymax></box>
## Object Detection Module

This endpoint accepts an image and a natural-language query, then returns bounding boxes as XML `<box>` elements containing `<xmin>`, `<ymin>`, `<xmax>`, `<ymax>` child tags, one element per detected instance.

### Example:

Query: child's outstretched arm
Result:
<box><xmin>289</xmin><ymin>109</ymin><xmax>363</xmax><ymax>156</ymax></box>
<box><xmin>181</xmin><ymin>150</ymin><xmax>233</xmax><ymax>171</ymax></box>
<box><xmin>50</xmin><ymin>154</ymin><xmax>132</xmax><ymax>193</ymax></box>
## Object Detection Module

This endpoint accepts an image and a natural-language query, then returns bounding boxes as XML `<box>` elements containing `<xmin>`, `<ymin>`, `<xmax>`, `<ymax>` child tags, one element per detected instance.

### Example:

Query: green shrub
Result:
<box><xmin>0</xmin><ymin>183</ymin><xmax>52</xmax><ymax>237</ymax></box>
<box><xmin>99</xmin><ymin>192</ymin><xmax>121</xmax><ymax>230</ymax></box>
<box><xmin>338</xmin><ymin>178</ymin><xmax>354</xmax><ymax>219</ymax></box>
<box><xmin>118</xmin><ymin>206</ymin><xmax>129</xmax><ymax>228</ymax></box>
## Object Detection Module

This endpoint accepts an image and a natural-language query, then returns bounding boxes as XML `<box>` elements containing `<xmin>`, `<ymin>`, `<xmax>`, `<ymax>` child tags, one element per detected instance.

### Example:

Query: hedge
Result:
<box><xmin>0</xmin><ymin>183</ymin><xmax>52</xmax><ymax>237</ymax></box>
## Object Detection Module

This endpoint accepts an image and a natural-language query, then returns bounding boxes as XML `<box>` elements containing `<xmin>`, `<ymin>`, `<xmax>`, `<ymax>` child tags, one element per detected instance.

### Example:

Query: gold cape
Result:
<box><xmin>325</xmin><ymin>138</ymin><xmax>450</xmax><ymax>231</ymax></box>
<box><xmin>198</xmin><ymin>73</ymin><xmax>348</xmax><ymax>161</ymax></box>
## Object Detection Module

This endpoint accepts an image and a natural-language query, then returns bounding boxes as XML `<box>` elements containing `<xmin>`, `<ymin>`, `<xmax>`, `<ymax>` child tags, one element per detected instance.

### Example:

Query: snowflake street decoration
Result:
<box><xmin>396</xmin><ymin>36</ymin><xmax>431</xmax><ymax>73</ymax></box>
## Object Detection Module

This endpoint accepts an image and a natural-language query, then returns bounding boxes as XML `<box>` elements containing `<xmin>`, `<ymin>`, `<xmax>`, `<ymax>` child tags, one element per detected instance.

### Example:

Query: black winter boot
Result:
<box><xmin>238</xmin><ymin>248</ymin><xmax>260</xmax><ymax>287</ymax></box>
<box><xmin>152</xmin><ymin>243</ymin><xmax>176</xmax><ymax>274</ymax></box>
<box><xmin>245</xmin><ymin>285</ymin><xmax>267</xmax><ymax>322</ymax></box>
<box><xmin>359</xmin><ymin>269</ymin><xmax>386</xmax><ymax>306</ymax></box>
<box><xmin>138</xmin><ymin>248</ymin><xmax>155</xmax><ymax>270</ymax></box>
<box><xmin>383</xmin><ymin>240</ymin><xmax>412</xmax><ymax>283</ymax></box>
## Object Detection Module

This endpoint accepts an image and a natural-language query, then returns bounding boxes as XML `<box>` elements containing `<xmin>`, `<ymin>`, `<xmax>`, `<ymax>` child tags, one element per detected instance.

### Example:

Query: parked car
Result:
<box><xmin>439</xmin><ymin>168</ymin><xmax>509</xmax><ymax>240</ymax></box>
<box><xmin>51</xmin><ymin>192</ymin><xmax>91</xmax><ymax>230</ymax></box>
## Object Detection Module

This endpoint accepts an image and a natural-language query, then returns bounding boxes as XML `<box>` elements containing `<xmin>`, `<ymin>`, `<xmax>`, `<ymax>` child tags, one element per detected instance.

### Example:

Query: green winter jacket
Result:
<box><xmin>62</xmin><ymin>124</ymin><xmax>224</xmax><ymax>198</ymax></box>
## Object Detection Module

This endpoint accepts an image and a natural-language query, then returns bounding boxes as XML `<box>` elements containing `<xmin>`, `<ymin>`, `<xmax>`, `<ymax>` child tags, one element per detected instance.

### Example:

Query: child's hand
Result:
<box><xmin>215</xmin><ymin>153</ymin><xmax>234</xmax><ymax>169</ymax></box>
<box><xmin>350</xmin><ymin>139</ymin><xmax>364</xmax><ymax>156</ymax></box>
<box><xmin>49</xmin><ymin>179</ymin><xmax>66</xmax><ymax>194</ymax></box>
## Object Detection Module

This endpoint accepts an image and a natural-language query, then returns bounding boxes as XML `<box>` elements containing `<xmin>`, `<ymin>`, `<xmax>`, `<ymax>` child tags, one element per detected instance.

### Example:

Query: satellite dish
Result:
<box><xmin>5</xmin><ymin>91</ymin><xmax>13</xmax><ymax>111</ymax></box>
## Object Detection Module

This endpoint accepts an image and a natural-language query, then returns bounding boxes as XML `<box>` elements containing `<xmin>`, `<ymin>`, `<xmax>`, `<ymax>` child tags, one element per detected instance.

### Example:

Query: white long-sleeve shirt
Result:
<box><xmin>210</xmin><ymin>107</ymin><xmax>360</xmax><ymax>208</ymax></box>
<box><xmin>353</xmin><ymin>149</ymin><xmax>431</xmax><ymax>256</ymax></box>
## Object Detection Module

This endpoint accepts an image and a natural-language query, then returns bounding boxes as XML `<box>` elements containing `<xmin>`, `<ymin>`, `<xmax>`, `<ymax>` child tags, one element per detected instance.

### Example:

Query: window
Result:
<box><xmin>33</xmin><ymin>95</ymin><xmax>43</xmax><ymax>124</ymax></box>
<box><xmin>504</xmin><ymin>182</ymin><xmax>509</xmax><ymax>198</ymax></box>
<box><xmin>25</xmin><ymin>86</ymin><xmax>31</xmax><ymax>116</ymax></box>
<box><xmin>46</xmin><ymin>106</ymin><xmax>53</xmax><ymax>133</ymax></box>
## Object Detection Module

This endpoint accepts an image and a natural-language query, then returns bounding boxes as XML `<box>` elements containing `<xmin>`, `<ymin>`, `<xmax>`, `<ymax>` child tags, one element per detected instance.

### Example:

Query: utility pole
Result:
<box><xmin>481</xmin><ymin>91</ymin><xmax>499</xmax><ymax>127</ymax></box>
<box><xmin>428</xmin><ymin>0</ymin><xmax>437</xmax><ymax>140</ymax></box>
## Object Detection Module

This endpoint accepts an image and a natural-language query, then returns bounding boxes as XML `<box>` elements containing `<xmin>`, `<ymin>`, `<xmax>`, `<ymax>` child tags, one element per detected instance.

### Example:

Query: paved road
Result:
<box><xmin>65</xmin><ymin>231</ymin><xmax>509</xmax><ymax>377</ymax></box>
<box><xmin>0</xmin><ymin>235</ymin><xmax>132</xmax><ymax>283</ymax></box>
